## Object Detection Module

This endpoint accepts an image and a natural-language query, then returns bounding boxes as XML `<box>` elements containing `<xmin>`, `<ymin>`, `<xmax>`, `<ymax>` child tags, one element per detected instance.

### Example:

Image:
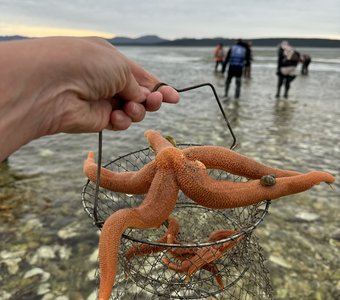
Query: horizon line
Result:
<box><xmin>1</xmin><ymin>34</ymin><xmax>340</xmax><ymax>41</ymax></box>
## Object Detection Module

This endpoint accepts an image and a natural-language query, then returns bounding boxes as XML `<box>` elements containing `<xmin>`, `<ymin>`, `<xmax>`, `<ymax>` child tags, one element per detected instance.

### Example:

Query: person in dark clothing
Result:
<box><xmin>275</xmin><ymin>41</ymin><xmax>300</xmax><ymax>98</ymax></box>
<box><xmin>243</xmin><ymin>41</ymin><xmax>253</xmax><ymax>79</ymax></box>
<box><xmin>300</xmin><ymin>54</ymin><xmax>311</xmax><ymax>75</ymax></box>
<box><xmin>221</xmin><ymin>39</ymin><xmax>250</xmax><ymax>99</ymax></box>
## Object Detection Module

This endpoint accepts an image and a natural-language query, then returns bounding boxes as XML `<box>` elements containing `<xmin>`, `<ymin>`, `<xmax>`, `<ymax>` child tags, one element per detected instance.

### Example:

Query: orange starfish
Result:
<box><xmin>163</xmin><ymin>229</ymin><xmax>244</xmax><ymax>288</ymax></box>
<box><xmin>83</xmin><ymin>129</ymin><xmax>335</xmax><ymax>300</ymax></box>
<box><xmin>124</xmin><ymin>215</ymin><xmax>180</xmax><ymax>263</ymax></box>
<box><xmin>164</xmin><ymin>243</ymin><xmax>225</xmax><ymax>289</ymax></box>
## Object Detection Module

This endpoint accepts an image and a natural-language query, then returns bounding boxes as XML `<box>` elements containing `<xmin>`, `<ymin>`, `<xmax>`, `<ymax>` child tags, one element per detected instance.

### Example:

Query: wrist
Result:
<box><xmin>0</xmin><ymin>39</ymin><xmax>62</xmax><ymax>160</ymax></box>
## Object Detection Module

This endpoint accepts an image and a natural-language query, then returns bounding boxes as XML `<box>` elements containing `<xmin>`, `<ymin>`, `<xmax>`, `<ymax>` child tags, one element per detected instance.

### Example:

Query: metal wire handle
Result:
<box><xmin>93</xmin><ymin>82</ymin><xmax>237</xmax><ymax>226</ymax></box>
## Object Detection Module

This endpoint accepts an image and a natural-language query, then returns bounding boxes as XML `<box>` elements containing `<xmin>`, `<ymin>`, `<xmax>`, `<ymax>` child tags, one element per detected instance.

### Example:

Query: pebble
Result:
<box><xmin>294</xmin><ymin>211</ymin><xmax>320</xmax><ymax>222</ymax></box>
<box><xmin>269</xmin><ymin>255</ymin><xmax>292</xmax><ymax>269</ymax></box>
<box><xmin>57</xmin><ymin>222</ymin><xmax>83</xmax><ymax>240</ymax></box>
<box><xmin>41</xmin><ymin>293</ymin><xmax>56</xmax><ymax>300</ymax></box>
<box><xmin>0</xmin><ymin>291</ymin><xmax>11</xmax><ymax>300</ymax></box>
<box><xmin>39</xmin><ymin>149</ymin><xmax>55</xmax><ymax>157</ymax></box>
<box><xmin>87</xmin><ymin>290</ymin><xmax>97</xmax><ymax>300</ymax></box>
<box><xmin>25</xmin><ymin>218</ymin><xmax>43</xmax><ymax>230</ymax></box>
<box><xmin>89</xmin><ymin>248</ymin><xmax>99</xmax><ymax>263</ymax></box>
<box><xmin>56</xmin><ymin>296</ymin><xmax>69</xmax><ymax>300</ymax></box>
<box><xmin>29</xmin><ymin>245</ymin><xmax>56</xmax><ymax>264</ymax></box>
<box><xmin>24</xmin><ymin>267</ymin><xmax>51</xmax><ymax>282</ymax></box>
<box><xmin>37</xmin><ymin>283</ymin><xmax>51</xmax><ymax>295</ymax></box>
<box><xmin>86</xmin><ymin>268</ymin><xmax>97</xmax><ymax>281</ymax></box>
<box><xmin>330</xmin><ymin>229</ymin><xmax>340</xmax><ymax>241</ymax></box>
<box><xmin>58</xmin><ymin>245</ymin><xmax>72</xmax><ymax>260</ymax></box>
<box><xmin>0</xmin><ymin>250</ymin><xmax>25</xmax><ymax>274</ymax></box>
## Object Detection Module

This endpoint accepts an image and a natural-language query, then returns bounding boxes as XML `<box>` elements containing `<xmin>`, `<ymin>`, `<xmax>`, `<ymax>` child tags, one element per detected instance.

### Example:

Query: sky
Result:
<box><xmin>1</xmin><ymin>0</ymin><xmax>339</xmax><ymax>40</ymax></box>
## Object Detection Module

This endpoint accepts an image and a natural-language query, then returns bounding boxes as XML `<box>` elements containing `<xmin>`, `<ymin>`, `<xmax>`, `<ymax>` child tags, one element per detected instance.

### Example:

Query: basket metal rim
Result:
<box><xmin>126</xmin><ymin>243</ymin><xmax>252</xmax><ymax>299</ymax></box>
<box><xmin>81</xmin><ymin>144</ymin><xmax>271</xmax><ymax>247</ymax></box>
<box><xmin>121</xmin><ymin>200</ymin><xmax>270</xmax><ymax>247</ymax></box>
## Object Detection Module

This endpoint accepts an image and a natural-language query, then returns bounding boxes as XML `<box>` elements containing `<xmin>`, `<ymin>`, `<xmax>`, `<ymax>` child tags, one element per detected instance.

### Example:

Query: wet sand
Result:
<box><xmin>1</xmin><ymin>46</ymin><xmax>339</xmax><ymax>299</ymax></box>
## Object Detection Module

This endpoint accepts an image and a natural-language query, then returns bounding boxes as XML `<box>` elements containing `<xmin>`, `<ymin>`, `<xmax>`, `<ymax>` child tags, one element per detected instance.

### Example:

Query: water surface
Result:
<box><xmin>1</xmin><ymin>46</ymin><xmax>339</xmax><ymax>300</ymax></box>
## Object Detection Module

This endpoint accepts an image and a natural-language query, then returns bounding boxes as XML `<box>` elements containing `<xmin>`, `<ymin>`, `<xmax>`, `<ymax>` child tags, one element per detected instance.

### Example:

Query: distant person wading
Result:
<box><xmin>300</xmin><ymin>54</ymin><xmax>312</xmax><ymax>75</ymax></box>
<box><xmin>214</xmin><ymin>43</ymin><xmax>225</xmax><ymax>72</ymax></box>
<box><xmin>222</xmin><ymin>39</ymin><xmax>250</xmax><ymax>99</ymax></box>
<box><xmin>275</xmin><ymin>41</ymin><xmax>300</xmax><ymax>98</ymax></box>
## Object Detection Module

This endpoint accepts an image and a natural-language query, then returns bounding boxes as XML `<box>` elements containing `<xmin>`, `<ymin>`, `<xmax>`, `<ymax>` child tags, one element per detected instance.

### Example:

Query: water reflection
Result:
<box><xmin>224</xmin><ymin>100</ymin><xmax>241</xmax><ymax>128</ymax></box>
<box><xmin>272</xmin><ymin>99</ymin><xmax>296</xmax><ymax>143</ymax></box>
<box><xmin>1</xmin><ymin>46</ymin><xmax>339</xmax><ymax>300</ymax></box>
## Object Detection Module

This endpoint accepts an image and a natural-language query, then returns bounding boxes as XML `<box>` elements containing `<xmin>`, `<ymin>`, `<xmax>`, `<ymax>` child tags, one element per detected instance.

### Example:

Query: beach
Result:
<box><xmin>1</xmin><ymin>46</ymin><xmax>339</xmax><ymax>299</ymax></box>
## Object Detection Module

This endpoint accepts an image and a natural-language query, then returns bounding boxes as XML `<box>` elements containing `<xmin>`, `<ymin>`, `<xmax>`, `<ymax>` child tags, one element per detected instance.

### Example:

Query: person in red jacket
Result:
<box><xmin>214</xmin><ymin>43</ymin><xmax>225</xmax><ymax>72</ymax></box>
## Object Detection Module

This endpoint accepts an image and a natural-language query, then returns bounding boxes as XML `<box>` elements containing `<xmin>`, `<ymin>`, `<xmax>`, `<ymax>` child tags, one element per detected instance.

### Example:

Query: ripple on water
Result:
<box><xmin>1</xmin><ymin>47</ymin><xmax>340</xmax><ymax>299</ymax></box>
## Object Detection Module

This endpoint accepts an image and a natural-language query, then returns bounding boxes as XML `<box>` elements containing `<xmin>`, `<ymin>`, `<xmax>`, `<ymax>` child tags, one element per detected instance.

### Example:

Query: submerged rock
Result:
<box><xmin>57</xmin><ymin>221</ymin><xmax>83</xmax><ymax>240</ymax></box>
<box><xmin>0</xmin><ymin>249</ymin><xmax>25</xmax><ymax>274</ymax></box>
<box><xmin>293</xmin><ymin>211</ymin><xmax>320</xmax><ymax>222</ymax></box>
<box><xmin>24</xmin><ymin>267</ymin><xmax>51</xmax><ymax>282</ymax></box>
<box><xmin>269</xmin><ymin>254</ymin><xmax>292</xmax><ymax>269</ymax></box>
<box><xmin>28</xmin><ymin>245</ymin><xmax>56</xmax><ymax>264</ymax></box>
<box><xmin>37</xmin><ymin>282</ymin><xmax>51</xmax><ymax>295</ymax></box>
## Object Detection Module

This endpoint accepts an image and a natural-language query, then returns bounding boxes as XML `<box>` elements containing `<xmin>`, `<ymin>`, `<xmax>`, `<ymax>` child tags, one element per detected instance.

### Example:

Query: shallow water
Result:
<box><xmin>1</xmin><ymin>46</ymin><xmax>339</xmax><ymax>300</ymax></box>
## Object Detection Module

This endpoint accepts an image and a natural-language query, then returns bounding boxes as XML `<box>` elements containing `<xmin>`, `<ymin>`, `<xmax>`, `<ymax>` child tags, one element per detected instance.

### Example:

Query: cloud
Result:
<box><xmin>0</xmin><ymin>23</ymin><xmax>114</xmax><ymax>38</ymax></box>
<box><xmin>0</xmin><ymin>0</ymin><xmax>339</xmax><ymax>39</ymax></box>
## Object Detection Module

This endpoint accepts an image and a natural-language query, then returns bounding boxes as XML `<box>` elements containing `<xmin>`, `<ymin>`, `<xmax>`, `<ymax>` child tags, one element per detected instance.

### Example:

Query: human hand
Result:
<box><xmin>0</xmin><ymin>37</ymin><xmax>179</xmax><ymax>160</ymax></box>
<box><xmin>42</xmin><ymin>37</ymin><xmax>179</xmax><ymax>132</ymax></box>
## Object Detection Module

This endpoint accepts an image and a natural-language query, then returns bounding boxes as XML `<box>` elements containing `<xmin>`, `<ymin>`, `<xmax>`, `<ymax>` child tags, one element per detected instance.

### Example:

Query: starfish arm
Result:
<box><xmin>83</xmin><ymin>151</ymin><xmax>156</xmax><ymax>194</ymax></box>
<box><xmin>98</xmin><ymin>208</ymin><xmax>145</xmax><ymax>300</ymax></box>
<box><xmin>186</xmin><ymin>237</ymin><xmax>242</xmax><ymax>278</ymax></box>
<box><xmin>162</xmin><ymin>254</ymin><xmax>224</xmax><ymax>288</ymax></box>
<box><xmin>144</xmin><ymin>130</ymin><xmax>175</xmax><ymax>153</ymax></box>
<box><xmin>162</xmin><ymin>256</ymin><xmax>191</xmax><ymax>272</ymax></box>
<box><xmin>207</xmin><ymin>229</ymin><xmax>240</xmax><ymax>242</ymax></box>
<box><xmin>176</xmin><ymin>159</ymin><xmax>335</xmax><ymax>208</ymax></box>
<box><xmin>183</xmin><ymin>146</ymin><xmax>301</xmax><ymax>178</ymax></box>
<box><xmin>202</xmin><ymin>264</ymin><xmax>224</xmax><ymax>289</ymax></box>
<box><xmin>163</xmin><ymin>234</ymin><xmax>225</xmax><ymax>288</ymax></box>
<box><xmin>125</xmin><ymin>216</ymin><xmax>180</xmax><ymax>261</ymax></box>
<box><xmin>98</xmin><ymin>168</ymin><xmax>179</xmax><ymax>300</ymax></box>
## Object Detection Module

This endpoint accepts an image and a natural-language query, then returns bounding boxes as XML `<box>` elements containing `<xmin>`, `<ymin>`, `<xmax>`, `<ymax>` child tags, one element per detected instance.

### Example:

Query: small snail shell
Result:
<box><xmin>260</xmin><ymin>175</ymin><xmax>276</xmax><ymax>186</ymax></box>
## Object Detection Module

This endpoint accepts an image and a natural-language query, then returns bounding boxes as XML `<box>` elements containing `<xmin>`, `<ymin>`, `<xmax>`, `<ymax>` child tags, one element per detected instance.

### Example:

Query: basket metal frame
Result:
<box><xmin>81</xmin><ymin>82</ymin><xmax>273</xmax><ymax>299</ymax></box>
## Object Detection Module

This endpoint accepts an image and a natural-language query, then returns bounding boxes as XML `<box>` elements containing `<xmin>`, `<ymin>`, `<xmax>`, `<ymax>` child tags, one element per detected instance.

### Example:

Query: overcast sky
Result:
<box><xmin>1</xmin><ymin>0</ymin><xmax>339</xmax><ymax>40</ymax></box>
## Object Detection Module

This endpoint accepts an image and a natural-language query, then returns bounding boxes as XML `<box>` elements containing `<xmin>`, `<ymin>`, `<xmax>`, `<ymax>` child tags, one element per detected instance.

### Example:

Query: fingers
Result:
<box><xmin>108</xmin><ymin>86</ymin><xmax>178</xmax><ymax>131</ymax></box>
<box><xmin>157</xmin><ymin>85</ymin><xmax>180</xmax><ymax>104</ymax></box>
<box><xmin>88</xmin><ymin>43</ymin><xmax>180</xmax><ymax>131</ymax></box>
<box><xmin>115</xmin><ymin>58</ymin><xmax>179</xmax><ymax>105</ymax></box>
<box><xmin>109</xmin><ymin>110</ymin><xmax>132</xmax><ymax>131</ymax></box>
<box><xmin>123</xmin><ymin>101</ymin><xmax>146</xmax><ymax>122</ymax></box>
<box><xmin>127</xmin><ymin>58</ymin><xmax>180</xmax><ymax>104</ymax></box>
<box><xmin>109</xmin><ymin>98</ymin><xmax>147</xmax><ymax>130</ymax></box>
<box><xmin>117</xmin><ymin>72</ymin><xmax>148</xmax><ymax>104</ymax></box>
<box><xmin>144</xmin><ymin>91</ymin><xmax>162</xmax><ymax>111</ymax></box>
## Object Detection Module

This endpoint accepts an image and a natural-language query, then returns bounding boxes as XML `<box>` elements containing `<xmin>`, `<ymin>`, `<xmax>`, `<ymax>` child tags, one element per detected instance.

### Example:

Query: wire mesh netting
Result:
<box><xmin>81</xmin><ymin>145</ymin><xmax>273</xmax><ymax>299</ymax></box>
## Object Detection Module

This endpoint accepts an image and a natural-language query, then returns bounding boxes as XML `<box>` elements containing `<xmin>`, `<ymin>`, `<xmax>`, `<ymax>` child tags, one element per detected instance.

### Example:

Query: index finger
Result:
<box><xmin>127</xmin><ymin>59</ymin><xmax>179</xmax><ymax>104</ymax></box>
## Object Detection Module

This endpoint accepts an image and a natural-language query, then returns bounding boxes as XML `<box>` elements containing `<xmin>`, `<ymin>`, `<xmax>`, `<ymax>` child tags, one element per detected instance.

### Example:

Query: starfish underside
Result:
<box><xmin>83</xmin><ymin>129</ymin><xmax>335</xmax><ymax>300</ymax></box>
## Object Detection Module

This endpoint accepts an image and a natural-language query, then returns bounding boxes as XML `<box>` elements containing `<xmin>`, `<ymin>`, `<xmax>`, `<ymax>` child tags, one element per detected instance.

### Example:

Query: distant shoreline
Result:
<box><xmin>1</xmin><ymin>35</ymin><xmax>340</xmax><ymax>48</ymax></box>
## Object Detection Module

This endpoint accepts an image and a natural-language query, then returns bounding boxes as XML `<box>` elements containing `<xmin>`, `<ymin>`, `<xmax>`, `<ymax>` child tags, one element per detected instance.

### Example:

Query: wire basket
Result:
<box><xmin>81</xmin><ymin>144</ymin><xmax>272</xmax><ymax>299</ymax></box>
<box><xmin>81</xmin><ymin>83</ymin><xmax>273</xmax><ymax>299</ymax></box>
<box><xmin>107</xmin><ymin>235</ymin><xmax>273</xmax><ymax>299</ymax></box>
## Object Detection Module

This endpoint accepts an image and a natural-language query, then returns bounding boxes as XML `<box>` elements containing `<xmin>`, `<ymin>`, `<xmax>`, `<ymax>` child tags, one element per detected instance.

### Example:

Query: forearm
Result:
<box><xmin>0</xmin><ymin>39</ymin><xmax>62</xmax><ymax>161</ymax></box>
<box><xmin>0</xmin><ymin>37</ymin><xmax>179</xmax><ymax>161</ymax></box>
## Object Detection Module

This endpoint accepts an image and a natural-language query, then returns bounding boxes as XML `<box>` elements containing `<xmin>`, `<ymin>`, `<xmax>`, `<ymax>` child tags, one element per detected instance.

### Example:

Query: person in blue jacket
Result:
<box><xmin>222</xmin><ymin>39</ymin><xmax>250</xmax><ymax>99</ymax></box>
